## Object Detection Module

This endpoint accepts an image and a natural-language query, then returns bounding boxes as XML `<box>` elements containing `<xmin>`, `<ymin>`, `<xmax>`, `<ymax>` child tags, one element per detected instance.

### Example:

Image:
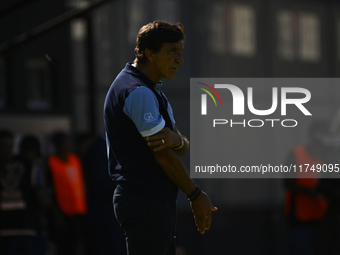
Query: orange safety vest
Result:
<box><xmin>48</xmin><ymin>153</ymin><xmax>87</xmax><ymax>216</ymax></box>
<box><xmin>284</xmin><ymin>146</ymin><xmax>328</xmax><ymax>222</ymax></box>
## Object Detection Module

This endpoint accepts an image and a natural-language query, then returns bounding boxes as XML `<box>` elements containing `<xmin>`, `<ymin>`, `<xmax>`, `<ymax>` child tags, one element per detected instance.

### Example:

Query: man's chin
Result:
<box><xmin>166</xmin><ymin>74</ymin><xmax>176</xmax><ymax>80</ymax></box>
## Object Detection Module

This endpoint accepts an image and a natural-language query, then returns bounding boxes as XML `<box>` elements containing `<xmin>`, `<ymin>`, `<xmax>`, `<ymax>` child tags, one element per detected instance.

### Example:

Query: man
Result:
<box><xmin>104</xmin><ymin>21</ymin><xmax>217</xmax><ymax>255</ymax></box>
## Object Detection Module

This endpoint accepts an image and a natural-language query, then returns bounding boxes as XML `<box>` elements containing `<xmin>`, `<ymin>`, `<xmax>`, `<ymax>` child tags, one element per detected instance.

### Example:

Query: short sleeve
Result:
<box><xmin>123</xmin><ymin>86</ymin><xmax>165</xmax><ymax>137</ymax></box>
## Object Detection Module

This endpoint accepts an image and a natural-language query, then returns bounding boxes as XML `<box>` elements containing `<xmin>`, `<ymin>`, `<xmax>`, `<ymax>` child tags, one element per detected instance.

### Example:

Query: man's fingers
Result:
<box><xmin>153</xmin><ymin>145</ymin><xmax>167</xmax><ymax>151</ymax></box>
<box><xmin>191</xmin><ymin>192</ymin><xmax>217</xmax><ymax>234</ymax></box>
<box><xmin>205</xmin><ymin>213</ymin><xmax>212</xmax><ymax>230</ymax></box>
<box><xmin>147</xmin><ymin>139</ymin><xmax>169</xmax><ymax>151</ymax></box>
<box><xmin>204</xmin><ymin>205</ymin><xmax>218</xmax><ymax>230</ymax></box>
<box><xmin>146</xmin><ymin>127</ymin><xmax>171</xmax><ymax>141</ymax></box>
<box><xmin>146</xmin><ymin>127</ymin><xmax>178</xmax><ymax>148</ymax></box>
<box><xmin>147</xmin><ymin>136</ymin><xmax>178</xmax><ymax>150</ymax></box>
<box><xmin>194</xmin><ymin>215</ymin><xmax>199</xmax><ymax>226</ymax></box>
<box><xmin>146</xmin><ymin>135</ymin><xmax>161</xmax><ymax>142</ymax></box>
<box><xmin>145</xmin><ymin>133</ymin><xmax>164</xmax><ymax>142</ymax></box>
<box><xmin>147</xmin><ymin>139</ymin><xmax>165</xmax><ymax>147</ymax></box>
<box><xmin>198</xmin><ymin>215</ymin><xmax>206</xmax><ymax>235</ymax></box>
<box><xmin>194</xmin><ymin>213</ymin><xmax>209</xmax><ymax>234</ymax></box>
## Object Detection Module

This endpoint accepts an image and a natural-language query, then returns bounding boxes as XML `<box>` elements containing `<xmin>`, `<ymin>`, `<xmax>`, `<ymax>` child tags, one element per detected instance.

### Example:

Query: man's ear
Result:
<box><xmin>145</xmin><ymin>48</ymin><xmax>154</xmax><ymax>63</ymax></box>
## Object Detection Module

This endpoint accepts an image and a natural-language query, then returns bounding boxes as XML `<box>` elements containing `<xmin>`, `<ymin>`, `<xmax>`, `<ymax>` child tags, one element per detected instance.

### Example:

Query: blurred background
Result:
<box><xmin>1</xmin><ymin>0</ymin><xmax>340</xmax><ymax>254</ymax></box>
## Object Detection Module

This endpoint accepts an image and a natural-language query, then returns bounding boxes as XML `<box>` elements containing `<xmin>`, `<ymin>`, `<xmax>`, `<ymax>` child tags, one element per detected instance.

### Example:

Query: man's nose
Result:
<box><xmin>175</xmin><ymin>52</ymin><xmax>184</xmax><ymax>65</ymax></box>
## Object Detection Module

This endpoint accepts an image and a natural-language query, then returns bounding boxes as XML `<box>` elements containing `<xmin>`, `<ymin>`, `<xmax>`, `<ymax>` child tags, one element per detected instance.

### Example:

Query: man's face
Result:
<box><xmin>151</xmin><ymin>41</ymin><xmax>184</xmax><ymax>81</ymax></box>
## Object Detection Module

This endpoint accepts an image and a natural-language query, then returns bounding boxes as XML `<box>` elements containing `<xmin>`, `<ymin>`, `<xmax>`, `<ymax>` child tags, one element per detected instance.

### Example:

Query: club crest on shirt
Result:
<box><xmin>144</xmin><ymin>113</ymin><xmax>154</xmax><ymax>121</ymax></box>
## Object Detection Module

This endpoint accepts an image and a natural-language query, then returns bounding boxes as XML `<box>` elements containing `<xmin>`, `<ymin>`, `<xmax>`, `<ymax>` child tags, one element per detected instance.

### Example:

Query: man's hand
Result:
<box><xmin>146</xmin><ymin>127</ymin><xmax>181</xmax><ymax>152</ymax></box>
<box><xmin>190</xmin><ymin>191</ymin><xmax>218</xmax><ymax>234</ymax></box>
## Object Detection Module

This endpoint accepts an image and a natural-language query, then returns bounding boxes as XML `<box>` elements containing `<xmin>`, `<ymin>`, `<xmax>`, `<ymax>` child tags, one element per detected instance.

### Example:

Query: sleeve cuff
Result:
<box><xmin>140</xmin><ymin>118</ymin><xmax>165</xmax><ymax>137</ymax></box>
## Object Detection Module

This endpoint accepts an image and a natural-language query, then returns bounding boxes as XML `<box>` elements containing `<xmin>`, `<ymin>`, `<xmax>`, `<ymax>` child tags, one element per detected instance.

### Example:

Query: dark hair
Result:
<box><xmin>134</xmin><ymin>20</ymin><xmax>185</xmax><ymax>64</ymax></box>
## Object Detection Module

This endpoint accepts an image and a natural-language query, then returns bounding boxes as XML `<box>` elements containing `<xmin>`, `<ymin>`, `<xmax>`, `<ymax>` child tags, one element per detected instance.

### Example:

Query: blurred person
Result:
<box><xmin>82</xmin><ymin>133</ymin><xmax>126</xmax><ymax>255</ymax></box>
<box><xmin>104</xmin><ymin>20</ymin><xmax>217</xmax><ymax>255</ymax></box>
<box><xmin>0</xmin><ymin>131</ymin><xmax>47</xmax><ymax>255</ymax></box>
<box><xmin>284</xmin><ymin>121</ymin><xmax>329</xmax><ymax>255</ymax></box>
<box><xmin>47</xmin><ymin>131</ymin><xmax>87</xmax><ymax>255</ymax></box>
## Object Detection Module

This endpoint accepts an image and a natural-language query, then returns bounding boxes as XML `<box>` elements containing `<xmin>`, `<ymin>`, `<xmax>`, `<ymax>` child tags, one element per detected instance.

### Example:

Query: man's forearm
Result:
<box><xmin>153</xmin><ymin>147</ymin><xmax>196</xmax><ymax>196</ymax></box>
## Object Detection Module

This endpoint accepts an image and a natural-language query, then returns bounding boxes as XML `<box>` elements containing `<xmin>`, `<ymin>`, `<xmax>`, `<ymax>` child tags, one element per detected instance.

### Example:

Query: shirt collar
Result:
<box><xmin>154</xmin><ymin>81</ymin><xmax>163</xmax><ymax>92</ymax></box>
<box><xmin>124</xmin><ymin>62</ymin><xmax>155</xmax><ymax>87</ymax></box>
<box><xmin>124</xmin><ymin>63</ymin><xmax>163</xmax><ymax>91</ymax></box>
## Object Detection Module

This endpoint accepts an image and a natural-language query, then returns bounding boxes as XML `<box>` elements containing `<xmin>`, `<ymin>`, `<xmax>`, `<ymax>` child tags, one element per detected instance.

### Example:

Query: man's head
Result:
<box><xmin>134</xmin><ymin>21</ymin><xmax>185</xmax><ymax>82</ymax></box>
<box><xmin>134</xmin><ymin>20</ymin><xmax>185</xmax><ymax>65</ymax></box>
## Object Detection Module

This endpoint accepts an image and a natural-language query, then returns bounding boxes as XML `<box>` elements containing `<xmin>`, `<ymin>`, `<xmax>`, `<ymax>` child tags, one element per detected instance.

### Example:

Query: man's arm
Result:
<box><xmin>123</xmin><ymin>86</ymin><xmax>216</xmax><ymax>232</ymax></box>
<box><xmin>144</xmin><ymin>136</ymin><xmax>217</xmax><ymax>234</ymax></box>
<box><xmin>146</xmin><ymin>126</ymin><xmax>189</xmax><ymax>157</ymax></box>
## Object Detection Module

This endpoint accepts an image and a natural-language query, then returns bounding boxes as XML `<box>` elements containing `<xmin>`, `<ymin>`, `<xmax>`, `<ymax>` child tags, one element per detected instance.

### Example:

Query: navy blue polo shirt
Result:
<box><xmin>104</xmin><ymin>63</ymin><xmax>179</xmax><ymax>204</ymax></box>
